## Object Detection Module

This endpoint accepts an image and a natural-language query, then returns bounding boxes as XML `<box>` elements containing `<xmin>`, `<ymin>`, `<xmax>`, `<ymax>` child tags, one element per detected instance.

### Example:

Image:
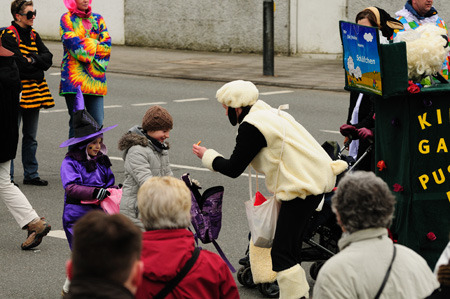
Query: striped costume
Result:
<box><xmin>59</xmin><ymin>11</ymin><xmax>111</xmax><ymax>96</ymax></box>
<box><xmin>1</xmin><ymin>23</ymin><xmax>54</xmax><ymax>109</ymax></box>
<box><xmin>395</xmin><ymin>7</ymin><xmax>450</xmax><ymax>79</ymax></box>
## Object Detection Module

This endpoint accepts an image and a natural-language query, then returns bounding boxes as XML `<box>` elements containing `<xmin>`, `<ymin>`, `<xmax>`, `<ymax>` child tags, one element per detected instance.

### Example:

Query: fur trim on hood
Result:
<box><xmin>118</xmin><ymin>126</ymin><xmax>149</xmax><ymax>153</ymax></box>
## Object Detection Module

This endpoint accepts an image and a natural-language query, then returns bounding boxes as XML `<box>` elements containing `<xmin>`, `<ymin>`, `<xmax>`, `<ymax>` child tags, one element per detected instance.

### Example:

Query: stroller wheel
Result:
<box><xmin>237</xmin><ymin>266</ymin><xmax>246</xmax><ymax>286</ymax></box>
<box><xmin>241</xmin><ymin>267</ymin><xmax>256</xmax><ymax>288</ymax></box>
<box><xmin>257</xmin><ymin>281</ymin><xmax>279</xmax><ymax>298</ymax></box>
<box><xmin>310</xmin><ymin>261</ymin><xmax>325</xmax><ymax>281</ymax></box>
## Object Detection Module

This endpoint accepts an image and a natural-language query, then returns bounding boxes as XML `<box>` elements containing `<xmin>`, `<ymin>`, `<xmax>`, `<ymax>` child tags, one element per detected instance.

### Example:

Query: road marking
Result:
<box><xmin>110</xmin><ymin>159</ymin><xmax>265</xmax><ymax>178</ymax></box>
<box><xmin>260</xmin><ymin>90</ymin><xmax>294</xmax><ymax>95</ymax></box>
<box><xmin>132</xmin><ymin>102</ymin><xmax>167</xmax><ymax>106</ymax></box>
<box><xmin>41</xmin><ymin>109</ymin><xmax>68</xmax><ymax>113</ymax></box>
<box><xmin>48</xmin><ymin>230</ymin><xmax>67</xmax><ymax>240</ymax></box>
<box><xmin>321</xmin><ymin>130</ymin><xmax>341</xmax><ymax>134</ymax></box>
<box><xmin>174</xmin><ymin>98</ymin><xmax>209</xmax><ymax>103</ymax></box>
<box><xmin>41</xmin><ymin>105</ymin><xmax>122</xmax><ymax>113</ymax></box>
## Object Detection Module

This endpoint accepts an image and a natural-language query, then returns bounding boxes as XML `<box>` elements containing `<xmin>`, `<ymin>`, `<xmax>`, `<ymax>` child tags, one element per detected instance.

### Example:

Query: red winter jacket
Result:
<box><xmin>136</xmin><ymin>229</ymin><xmax>239</xmax><ymax>299</ymax></box>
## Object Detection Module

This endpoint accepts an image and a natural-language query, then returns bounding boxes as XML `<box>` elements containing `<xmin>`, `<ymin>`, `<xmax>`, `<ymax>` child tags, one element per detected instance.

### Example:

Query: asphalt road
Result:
<box><xmin>0</xmin><ymin>71</ymin><xmax>348</xmax><ymax>298</ymax></box>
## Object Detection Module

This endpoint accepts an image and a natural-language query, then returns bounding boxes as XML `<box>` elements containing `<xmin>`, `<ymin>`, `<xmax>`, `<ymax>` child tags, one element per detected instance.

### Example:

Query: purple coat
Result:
<box><xmin>60</xmin><ymin>149</ymin><xmax>115</xmax><ymax>249</ymax></box>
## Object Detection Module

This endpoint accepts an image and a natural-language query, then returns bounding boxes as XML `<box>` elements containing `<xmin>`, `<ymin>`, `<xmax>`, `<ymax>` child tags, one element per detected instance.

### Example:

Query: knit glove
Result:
<box><xmin>357</xmin><ymin>128</ymin><xmax>374</xmax><ymax>140</ymax></box>
<box><xmin>93</xmin><ymin>188</ymin><xmax>111</xmax><ymax>201</ymax></box>
<box><xmin>339</xmin><ymin>124</ymin><xmax>358</xmax><ymax>139</ymax></box>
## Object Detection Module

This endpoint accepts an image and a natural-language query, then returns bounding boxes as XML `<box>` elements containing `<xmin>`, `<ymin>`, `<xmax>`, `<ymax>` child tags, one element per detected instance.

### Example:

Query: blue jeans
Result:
<box><xmin>10</xmin><ymin>108</ymin><xmax>40</xmax><ymax>181</ymax></box>
<box><xmin>65</xmin><ymin>94</ymin><xmax>104</xmax><ymax>139</ymax></box>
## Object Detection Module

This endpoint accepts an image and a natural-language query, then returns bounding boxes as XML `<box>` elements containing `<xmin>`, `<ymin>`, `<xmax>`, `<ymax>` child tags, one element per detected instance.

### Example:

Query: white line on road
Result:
<box><xmin>260</xmin><ymin>90</ymin><xmax>294</xmax><ymax>95</ymax></box>
<box><xmin>110</xmin><ymin>158</ymin><xmax>265</xmax><ymax>178</ymax></box>
<box><xmin>48</xmin><ymin>230</ymin><xmax>67</xmax><ymax>239</ymax></box>
<box><xmin>320</xmin><ymin>130</ymin><xmax>341</xmax><ymax>134</ymax></box>
<box><xmin>174</xmin><ymin>98</ymin><xmax>209</xmax><ymax>103</ymax></box>
<box><xmin>41</xmin><ymin>109</ymin><xmax>68</xmax><ymax>113</ymax></box>
<box><xmin>41</xmin><ymin>105</ymin><xmax>122</xmax><ymax>113</ymax></box>
<box><xmin>131</xmin><ymin>102</ymin><xmax>167</xmax><ymax>106</ymax></box>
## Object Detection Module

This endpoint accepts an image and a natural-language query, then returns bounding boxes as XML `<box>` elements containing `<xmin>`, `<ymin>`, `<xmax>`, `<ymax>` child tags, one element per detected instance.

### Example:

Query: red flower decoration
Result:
<box><xmin>393</xmin><ymin>183</ymin><xmax>404</xmax><ymax>192</ymax></box>
<box><xmin>407</xmin><ymin>80</ymin><xmax>421</xmax><ymax>94</ymax></box>
<box><xmin>427</xmin><ymin>232</ymin><xmax>437</xmax><ymax>241</ymax></box>
<box><xmin>377</xmin><ymin>160</ymin><xmax>387</xmax><ymax>172</ymax></box>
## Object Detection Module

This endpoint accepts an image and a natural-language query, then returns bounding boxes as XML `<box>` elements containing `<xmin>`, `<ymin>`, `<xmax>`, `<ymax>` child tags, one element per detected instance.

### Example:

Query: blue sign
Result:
<box><xmin>340</xmin><ymin>21</ymin><xmax>382</xmax><ymax>95</ymax></box>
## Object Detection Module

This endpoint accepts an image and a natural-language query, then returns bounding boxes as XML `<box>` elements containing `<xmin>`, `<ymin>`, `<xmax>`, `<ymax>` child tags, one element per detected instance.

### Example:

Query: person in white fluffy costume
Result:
<box><xmin>395</xmin><ymin>23</ymin><xmax>450</xmax><ymax>82</ymax></box>
<box><xmin>192</xmin><ymin>80</ymin><xmax>347</xmax><ymax>299</ymax></box>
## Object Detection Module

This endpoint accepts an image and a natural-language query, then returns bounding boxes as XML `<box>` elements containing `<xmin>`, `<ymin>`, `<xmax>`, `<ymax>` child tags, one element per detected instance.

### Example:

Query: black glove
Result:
<box><xmin>93</xmin><ymin>188</ymin><xmax>110</xmax><ymax>201</ymax></box>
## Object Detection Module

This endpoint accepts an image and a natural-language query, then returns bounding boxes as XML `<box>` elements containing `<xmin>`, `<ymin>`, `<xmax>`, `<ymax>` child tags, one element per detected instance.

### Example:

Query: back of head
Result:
<box><xmin>71</xmin><ymin>211</ymin><xmax>142</xmax><ymax>284</ymax></box>
<box><xmin>142</xmin><ymin>105</ymin><xmax>173</xmax><ymax>132</ymax></box>
<box><xmin>138</xmin><ymin>176</ymin><xmax>191</xmax><ymax>230</ymax></box>
<box><xmin>332</xmin><ymin>171</ymin><xmax>395</xmax><ymax>233</ymax></box>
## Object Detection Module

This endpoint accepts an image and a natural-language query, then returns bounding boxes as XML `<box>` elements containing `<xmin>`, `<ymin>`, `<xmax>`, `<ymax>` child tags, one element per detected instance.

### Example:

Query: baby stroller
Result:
<box><xmin>301</xmin><ymin>139</ymin><xmax>374</xmax><ymax>280</ymax></box>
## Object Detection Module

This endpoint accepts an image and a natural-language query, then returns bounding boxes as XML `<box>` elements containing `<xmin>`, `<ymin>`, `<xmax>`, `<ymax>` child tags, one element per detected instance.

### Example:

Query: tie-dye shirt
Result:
<box><xmin>59</xmin><ymin>11</ymin><xmax>111</xmax><ymax>96</ymax></box>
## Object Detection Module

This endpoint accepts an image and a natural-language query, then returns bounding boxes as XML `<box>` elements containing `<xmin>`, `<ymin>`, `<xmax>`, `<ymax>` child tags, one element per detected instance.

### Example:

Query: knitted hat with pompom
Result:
<box><xmin>142</xmin><ymin>105</ymin><xmax>173</xmax><ymax>132</ymax></box>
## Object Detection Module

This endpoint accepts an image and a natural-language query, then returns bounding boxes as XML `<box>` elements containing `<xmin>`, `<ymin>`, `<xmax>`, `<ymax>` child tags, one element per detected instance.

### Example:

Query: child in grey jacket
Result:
<box><xmin>118</xmin><ymin>105</ymin><xmax>173</xmax><ymax>229</ymax></box>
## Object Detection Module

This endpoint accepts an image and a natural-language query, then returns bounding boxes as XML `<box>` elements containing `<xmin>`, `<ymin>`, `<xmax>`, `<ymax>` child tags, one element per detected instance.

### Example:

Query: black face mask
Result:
<box><xmin>228</xmin><ymin>107</ymin><xmax>237</xmax><ymax>126</ymax></box>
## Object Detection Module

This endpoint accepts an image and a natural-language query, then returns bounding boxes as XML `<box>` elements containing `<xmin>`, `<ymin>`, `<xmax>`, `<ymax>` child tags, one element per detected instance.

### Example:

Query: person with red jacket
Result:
<box><xmin>136</xmin><ymin>176</ymin><xmax>239</xmax><ymax>299</ymax></box>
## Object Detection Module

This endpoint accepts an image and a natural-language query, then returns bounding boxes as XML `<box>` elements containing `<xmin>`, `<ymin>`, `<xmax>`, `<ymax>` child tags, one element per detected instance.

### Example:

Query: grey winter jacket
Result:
<box><xmin>118</xmin><ymin>126</ymin><xmax>173</xmax><ymax>230</ymax></box>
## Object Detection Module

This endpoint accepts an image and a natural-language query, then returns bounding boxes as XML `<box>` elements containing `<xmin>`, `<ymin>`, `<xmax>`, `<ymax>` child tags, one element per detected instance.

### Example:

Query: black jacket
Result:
<box><xmin>1</xmin><ymin>22</ymin><xmax>53</xmax><ymax>80</ymax></box>
<box><xmin>345</xmin><ymin>92</ymin><xmax>375</xmax><ymax>171</ymax></box>
<box><xmin>66</xmin><ymin>277</ymin><xmax>135</xmax><ymax>299</ymax></box>
<box><xmin>0</xmin><ymin>56</ymin><xmax>21</xmax><ymax>163</ymax></box>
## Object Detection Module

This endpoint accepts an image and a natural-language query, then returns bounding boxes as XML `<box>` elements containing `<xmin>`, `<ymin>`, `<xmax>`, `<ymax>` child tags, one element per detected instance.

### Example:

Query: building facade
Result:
<box><xmin>2</xmin><ymin>0</ymin><xmax>449</xmax><ymax>58</ymax></box>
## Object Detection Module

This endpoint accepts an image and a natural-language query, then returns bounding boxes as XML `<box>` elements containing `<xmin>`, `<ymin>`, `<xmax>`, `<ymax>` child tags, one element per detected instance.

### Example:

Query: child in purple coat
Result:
<box><xmin>59</xmin><ymin>87</ymin><xmax>118</xmax><ymax>295</ymax></box>
<box><xmin>59</xmin><ymin>87</ymin><xmax>118</xmax><ymax>248</ymax></box>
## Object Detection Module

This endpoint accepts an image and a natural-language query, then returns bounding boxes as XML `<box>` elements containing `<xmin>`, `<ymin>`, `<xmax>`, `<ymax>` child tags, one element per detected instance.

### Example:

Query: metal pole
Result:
<box><xmin>263</xmin><ymin>0</ymin><xmax>274</xmax><ymax>76</ymax></box>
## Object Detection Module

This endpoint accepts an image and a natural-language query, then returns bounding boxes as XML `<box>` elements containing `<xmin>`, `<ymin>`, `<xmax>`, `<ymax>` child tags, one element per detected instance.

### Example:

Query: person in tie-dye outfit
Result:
<box><xmin>59</xmin><ymin>0</ymin><xmax>111</xmax><ymax>140</ymax></box>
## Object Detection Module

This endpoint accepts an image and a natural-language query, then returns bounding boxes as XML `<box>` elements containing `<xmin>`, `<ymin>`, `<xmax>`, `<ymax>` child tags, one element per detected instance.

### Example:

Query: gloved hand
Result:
<box><xmin>93</xmin><ymin>188</ymin><xmax>111</xmax><ymax>201</ymax></box>
<box><xmin>340</xmin><ymin>124</ymin><xmax>358</xmax><ymax>138</ymax></box>
<box><xmin>358</xmin><ymin>128</ymin><xmax>374</xmax><ymax>140</ymax></box>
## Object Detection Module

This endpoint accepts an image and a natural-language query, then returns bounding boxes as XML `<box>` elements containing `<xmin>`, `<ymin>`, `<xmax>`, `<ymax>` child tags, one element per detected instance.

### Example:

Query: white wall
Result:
<box><xmin>0</xmin><ymin>0</ymin><xmax>125</xmax><ymax>44</ymax></box>
<box><xmin>295</xmin><ymin>0</ymin><xmax>347</xmax><ymax>58</ymax></box>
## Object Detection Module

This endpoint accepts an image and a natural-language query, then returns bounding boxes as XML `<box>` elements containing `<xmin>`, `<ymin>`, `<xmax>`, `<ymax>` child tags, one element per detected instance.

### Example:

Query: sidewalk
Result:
<box><xmin>45</xmin><ymin>40</ymin><xmax>346</xmax><ymax>92</ymax></box>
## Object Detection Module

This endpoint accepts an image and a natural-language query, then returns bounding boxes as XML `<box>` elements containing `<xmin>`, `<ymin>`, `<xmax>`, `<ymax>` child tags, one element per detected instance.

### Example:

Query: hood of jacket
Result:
<box><xmin>141</xmin><ymin>229</ymin><xmax>195</xmax><ymax>282</ymax></box>
<box><xmin>118</xmin><ymin>126</ymin><xmax>149</xmax><ymax>157</ymax></box>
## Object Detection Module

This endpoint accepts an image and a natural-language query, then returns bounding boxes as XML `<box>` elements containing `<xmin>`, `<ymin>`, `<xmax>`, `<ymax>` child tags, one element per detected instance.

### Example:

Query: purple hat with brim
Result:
<box><xmin>59</xmin><ymin>86</ymin><xmax>117</xmax><ymax>148</ymax></box>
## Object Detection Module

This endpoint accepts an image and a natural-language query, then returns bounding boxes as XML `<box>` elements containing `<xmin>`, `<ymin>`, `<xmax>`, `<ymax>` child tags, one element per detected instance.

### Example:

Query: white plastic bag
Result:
<box><xmin>245</xmin><ymin>194</ymin><xmax>281</xmax><ymax>248</ymax></box>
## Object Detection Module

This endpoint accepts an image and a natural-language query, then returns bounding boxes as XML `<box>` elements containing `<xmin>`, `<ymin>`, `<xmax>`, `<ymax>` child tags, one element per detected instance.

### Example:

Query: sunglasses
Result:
<box><xmin>18</xmin><ymin>9</ymin><xmax>37</xmax><ymax>20</ymax></box>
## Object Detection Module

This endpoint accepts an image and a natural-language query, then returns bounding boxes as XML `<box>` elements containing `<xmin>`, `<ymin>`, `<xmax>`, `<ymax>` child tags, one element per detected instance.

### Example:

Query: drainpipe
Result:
<box><xmin>263</xmin><ymin>0</ymin><xmax>274</xmax><ymax>76</ymax></box>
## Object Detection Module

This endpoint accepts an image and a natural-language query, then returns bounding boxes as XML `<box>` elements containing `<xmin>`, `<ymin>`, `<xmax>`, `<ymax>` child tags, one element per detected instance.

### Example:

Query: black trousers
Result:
<box><xmin>271</xmin><ymin>194</ymin><xmax>323</xmax><ymax>272</ymax></box>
